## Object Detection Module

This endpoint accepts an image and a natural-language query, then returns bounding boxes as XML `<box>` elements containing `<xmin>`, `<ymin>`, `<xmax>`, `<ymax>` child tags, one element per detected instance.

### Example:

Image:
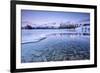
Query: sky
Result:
<box><xmin>21</xmin><ymin>10</ymin><xmax>90</xmax><ymax>26</ymax></box>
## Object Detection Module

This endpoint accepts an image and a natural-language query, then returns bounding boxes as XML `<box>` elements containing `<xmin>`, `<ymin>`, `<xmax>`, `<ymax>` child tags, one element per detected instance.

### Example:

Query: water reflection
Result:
<box><xmin>49</xmin><ymin>32</ymin><xmax>89</xmax><ymax>36</ymax></box>
<box><xmin>46</xmin><ymin>32</ymin><xmax>90</xmax><ymax>41</ymax></box>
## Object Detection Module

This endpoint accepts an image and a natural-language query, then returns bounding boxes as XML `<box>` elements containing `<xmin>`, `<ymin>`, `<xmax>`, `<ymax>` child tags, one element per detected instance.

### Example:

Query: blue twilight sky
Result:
<box><xmin>21</xmin><ymin>10</ymin><xmax>90</xmax><ymax>25</ymax></box>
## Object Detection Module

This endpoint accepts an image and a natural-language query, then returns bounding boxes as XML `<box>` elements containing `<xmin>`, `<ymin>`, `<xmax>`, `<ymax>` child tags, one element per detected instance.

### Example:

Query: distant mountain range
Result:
<box><xmin>21</xmin><ymin>21</ymin><xmax>90</xmax><ymax>29</ymax></box>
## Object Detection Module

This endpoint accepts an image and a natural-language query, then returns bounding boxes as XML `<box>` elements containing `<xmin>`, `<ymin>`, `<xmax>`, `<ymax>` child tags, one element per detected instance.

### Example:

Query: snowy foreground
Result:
<box><xmin>21</xmin><ymin>29</ymin><xmax>90</xmax><ymax>63</ymax></box>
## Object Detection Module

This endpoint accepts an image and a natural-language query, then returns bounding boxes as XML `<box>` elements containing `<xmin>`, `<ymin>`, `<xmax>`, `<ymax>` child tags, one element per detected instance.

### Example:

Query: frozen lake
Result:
<box><xmin>21</xmin><ymin>29</ymin><xmax>90</xmax><ymax>63</ymax></box>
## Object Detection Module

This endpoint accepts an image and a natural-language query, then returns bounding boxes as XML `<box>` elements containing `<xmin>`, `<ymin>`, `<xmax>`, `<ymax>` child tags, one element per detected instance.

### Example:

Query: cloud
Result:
<box><xmin>79</xmin><ymin>19</ymin><xmax>90</xmax><ymax>22</ymax></box>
